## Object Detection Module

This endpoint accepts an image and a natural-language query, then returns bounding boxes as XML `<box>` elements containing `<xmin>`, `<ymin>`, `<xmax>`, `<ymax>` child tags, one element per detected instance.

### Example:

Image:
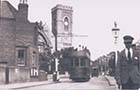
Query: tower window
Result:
<box><xmin>64</xmin><ymin>17</ymin><xmax>69</xmax><ymax>31</ymax></box>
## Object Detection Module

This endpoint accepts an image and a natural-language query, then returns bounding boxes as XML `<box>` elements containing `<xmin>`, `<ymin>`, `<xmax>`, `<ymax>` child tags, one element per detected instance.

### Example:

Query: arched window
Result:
<box><xmin>64</xmin><ymin>17</ymin><xmax>69</xmax><ymax>31</ymax></box>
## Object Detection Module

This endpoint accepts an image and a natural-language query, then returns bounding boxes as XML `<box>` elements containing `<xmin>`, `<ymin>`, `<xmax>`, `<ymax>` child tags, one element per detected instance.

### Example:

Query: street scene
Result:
<box><xmin>1</xmin><ymin>76</ymin><xmax>116</xmax><ymax>90</ymax></box>
<box><xmin>1</xmin><ymin>0</ymin><xmax>140</xmax><ymax>90</ymax></box>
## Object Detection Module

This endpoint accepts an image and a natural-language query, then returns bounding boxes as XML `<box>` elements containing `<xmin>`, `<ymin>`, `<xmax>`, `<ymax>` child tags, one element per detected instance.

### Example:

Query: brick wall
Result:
<box><xmin>0</xmin><ymin>18</ymin><xmax>16</xmax><ymax>66</ymax></box>
<box><xmin>0</xmin><ymin>1</ymin><xmax>39</xmax><ymax>84</ymax></box>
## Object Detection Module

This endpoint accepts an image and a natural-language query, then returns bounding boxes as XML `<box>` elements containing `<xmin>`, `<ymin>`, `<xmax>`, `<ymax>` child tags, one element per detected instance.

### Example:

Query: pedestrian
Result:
<box><xmin>115</xmin><ymin>35</ymin><xmax>140</xmax><ymax>90</ymax></box>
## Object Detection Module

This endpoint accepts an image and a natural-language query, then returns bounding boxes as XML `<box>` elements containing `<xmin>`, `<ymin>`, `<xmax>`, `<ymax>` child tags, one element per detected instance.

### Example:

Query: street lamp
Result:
<box><xmin>52</xmin><ymin>24</ymin><xmax>59</xmax><ymax>82</ymax></box>
<box><xmin>111</xmin><ymin>21</ymin><xmax>120</xmax><ymax>72</ymax></box>
<box><xmin>112</xmin><ymin>22</ymin><xmax>120</xmax><ymax>44</ymax></box>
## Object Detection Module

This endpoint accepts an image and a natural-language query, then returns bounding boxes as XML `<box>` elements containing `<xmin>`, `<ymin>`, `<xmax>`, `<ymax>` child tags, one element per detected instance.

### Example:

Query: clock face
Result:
<box><xmin>64</xmin><ymin>21</ymin><xmax>69</xmax><ymax>26</ymax></box>
<box><xmin>64</xmin><ymin>17</ymin><xmax>69</xmax><ymax>31</ymax></box>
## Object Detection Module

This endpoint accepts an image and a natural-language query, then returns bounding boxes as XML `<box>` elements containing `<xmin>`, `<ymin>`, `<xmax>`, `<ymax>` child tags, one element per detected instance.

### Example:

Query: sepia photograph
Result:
<box><xmin>0</xmin><ymin>0</ymin><xmax>140</xmax><ymax>90</ymax></box>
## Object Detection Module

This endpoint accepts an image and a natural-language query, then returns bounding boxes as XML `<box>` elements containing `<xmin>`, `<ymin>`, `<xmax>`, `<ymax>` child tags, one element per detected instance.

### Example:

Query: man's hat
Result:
<box><xmin>123</xmin><ymin>35</ymin><xmax>134</xmax><ymax>43</ymax></box>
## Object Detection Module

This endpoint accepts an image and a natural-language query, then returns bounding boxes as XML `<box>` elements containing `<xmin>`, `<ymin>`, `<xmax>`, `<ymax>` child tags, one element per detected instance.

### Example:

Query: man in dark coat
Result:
<box><xmin>115</xmin><ymin>35</ymin><xmax>140</xmax><ymax>90</ymax></box>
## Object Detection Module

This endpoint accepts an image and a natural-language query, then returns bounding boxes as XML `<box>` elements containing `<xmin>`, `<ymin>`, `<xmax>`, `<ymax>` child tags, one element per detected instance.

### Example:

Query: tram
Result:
<box><xmin>69</xmin><ymin>50</ymin><xmax>91</xmax><ymax>82</ymax></box>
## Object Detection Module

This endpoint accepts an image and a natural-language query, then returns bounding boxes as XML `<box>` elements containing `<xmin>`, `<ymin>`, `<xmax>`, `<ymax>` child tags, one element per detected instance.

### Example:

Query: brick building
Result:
<box><xmin>0</xmin><ymin>0</ymin><xmax>39</xmax><ymax>83</ymax></box>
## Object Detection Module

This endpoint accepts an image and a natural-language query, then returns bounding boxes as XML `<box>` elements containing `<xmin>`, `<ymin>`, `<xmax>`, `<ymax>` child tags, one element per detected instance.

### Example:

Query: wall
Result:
<box><xmin>0</xmin><ymin>18</ymin><xmax>16</xmax><ymax>66</ymax></box>
<box><xmin>0</xmin><ymin>66</ymin><xmax>6</xmax><ymax>84</ymax></box>
<box><xmin>9</xmin><ymin>67</ymin><xmax>30</xmax><ymax>83</ymax></box>
<box><xmin>38</xmin><ymin>70</ymin><xmax>48</xmax><ymax>81</ymax></box>
<box><xmin>0</xmin><ymin>66</ymin><xmax>30</xmax><ymax>84</ymax></box>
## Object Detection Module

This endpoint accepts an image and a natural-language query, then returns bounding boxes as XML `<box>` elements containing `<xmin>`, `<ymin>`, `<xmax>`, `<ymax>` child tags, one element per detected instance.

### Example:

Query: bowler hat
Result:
<box><xmin>123</xmin><ymin>35</ymin><xmax>134</xmax><ymax>43</ymax></box>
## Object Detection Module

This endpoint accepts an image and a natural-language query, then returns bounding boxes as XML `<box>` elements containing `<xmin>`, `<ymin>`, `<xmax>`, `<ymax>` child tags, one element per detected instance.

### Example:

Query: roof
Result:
<box><xmin>71</xmin><ymin>50</ymin><xmax>90</xmax><ymax>59</ymax></box>
<box><xmin>0</xmin><ymin>1</ymin><xmax>17</xmax><ymax>18</ymax></box>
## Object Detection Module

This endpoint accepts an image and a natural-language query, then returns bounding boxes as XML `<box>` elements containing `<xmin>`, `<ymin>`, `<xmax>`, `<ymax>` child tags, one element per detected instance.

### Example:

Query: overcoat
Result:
<box><xmin>115</xmin><ymin>47</ymin><xmax>140</xmax><ymax>85</ymax></box>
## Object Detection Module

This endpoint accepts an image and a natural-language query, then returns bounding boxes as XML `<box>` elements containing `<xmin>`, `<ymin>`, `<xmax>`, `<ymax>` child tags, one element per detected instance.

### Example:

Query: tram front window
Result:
<box><xmin>75</xmin><ymin>58</ymin><xmax>79</xmax><ymax>66</ymax></box>
<box><xmin>80</xmin><ymin>58</ymin><xmax>86</xmax><ymax>66</ymax></box>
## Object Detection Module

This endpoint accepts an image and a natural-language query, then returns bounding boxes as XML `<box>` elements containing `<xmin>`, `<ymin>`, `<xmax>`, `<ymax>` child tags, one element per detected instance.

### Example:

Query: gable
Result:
<box><xmin>0</xmin><ymin>1</ymin><xmax>17</xmax><ymax>19</ymax></box>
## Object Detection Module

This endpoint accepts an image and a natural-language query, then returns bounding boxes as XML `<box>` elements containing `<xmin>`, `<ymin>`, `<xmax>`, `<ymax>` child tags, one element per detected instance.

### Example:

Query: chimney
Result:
<box><xmin>18</xmin><ymin>0</ymin><xmax>28</xmax><ymax>20</ymax></box>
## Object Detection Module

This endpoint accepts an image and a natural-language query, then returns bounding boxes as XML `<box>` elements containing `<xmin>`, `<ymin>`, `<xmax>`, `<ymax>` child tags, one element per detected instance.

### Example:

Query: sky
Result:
<box><xmin>4</xmin><ymin>0</ymin><xmax>140</xmax><ymax>60</ymax></box>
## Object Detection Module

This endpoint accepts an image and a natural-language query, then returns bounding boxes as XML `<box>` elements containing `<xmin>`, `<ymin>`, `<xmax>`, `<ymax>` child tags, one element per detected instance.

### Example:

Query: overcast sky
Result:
<box><xmin>5</xmin><ymin>0</ymin><xmax>140</xmax><ymax>60</ymax></box>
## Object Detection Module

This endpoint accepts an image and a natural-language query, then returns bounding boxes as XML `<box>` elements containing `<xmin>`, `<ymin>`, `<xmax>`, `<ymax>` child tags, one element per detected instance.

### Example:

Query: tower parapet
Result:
<box><xmin>51</xmin><ymin>4</ymin><xmax>73</xmax><ymax>12</ymax></box>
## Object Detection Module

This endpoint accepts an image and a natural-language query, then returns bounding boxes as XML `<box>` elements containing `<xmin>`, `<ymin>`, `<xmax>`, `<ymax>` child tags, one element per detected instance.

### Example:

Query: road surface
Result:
<box><xmin>15</xmin><ymin>76</ymin><xmax>117</xmax><ymax>90</ymax></box>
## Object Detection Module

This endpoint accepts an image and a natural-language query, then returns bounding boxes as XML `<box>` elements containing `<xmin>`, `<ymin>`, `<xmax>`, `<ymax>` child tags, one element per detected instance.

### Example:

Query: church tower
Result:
<box><xmin>52</xmin><ymin>4</ymin><xmax>73</xmax><ymax>50</ymax></box>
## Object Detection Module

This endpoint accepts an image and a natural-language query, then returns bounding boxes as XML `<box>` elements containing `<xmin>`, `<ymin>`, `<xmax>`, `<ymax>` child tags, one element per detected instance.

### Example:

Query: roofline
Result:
<box><xmin>1</xmin><ymin>1</ymin><xmax>18</xmax><ymax>18</ymax></box>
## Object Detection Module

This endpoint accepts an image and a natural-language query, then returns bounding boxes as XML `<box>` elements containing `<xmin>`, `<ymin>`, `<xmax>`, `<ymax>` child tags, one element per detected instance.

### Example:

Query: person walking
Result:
<box><xmin>115</xmin><ymin>35</ymin><xmax>140</xmax><ymax>90</ymax></box>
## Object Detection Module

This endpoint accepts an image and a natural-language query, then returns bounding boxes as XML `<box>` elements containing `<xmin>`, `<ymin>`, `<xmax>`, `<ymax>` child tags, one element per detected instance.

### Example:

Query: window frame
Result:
<box><xmin>16</xmin><ymin>46</ymin><xmax>27</xmax><ymax>66</ymax></box>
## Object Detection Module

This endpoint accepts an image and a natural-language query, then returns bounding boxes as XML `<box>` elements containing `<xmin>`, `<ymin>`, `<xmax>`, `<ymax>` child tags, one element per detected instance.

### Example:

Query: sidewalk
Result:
<box><xmin>0</xmin><ymin>74</ymin><xmax>53</xmax><ymax>90</ymax></box>
<box><xmin>0</xmin><ymin>74</ymin><xmax>70</xmax><ymax>90</ymax></box>
<box><xmin>0</xmin><ymin>80</ymin><xmax>53</xmax><ymax>90</ymax></box>
<box><xmin>104</xmin><ymin>75</ymin><xmax>117</xmax><ymax>86</ymax></box>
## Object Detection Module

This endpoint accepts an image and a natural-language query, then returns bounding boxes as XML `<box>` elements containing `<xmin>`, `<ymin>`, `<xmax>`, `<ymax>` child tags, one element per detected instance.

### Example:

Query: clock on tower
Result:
<box><xmin>64</xmin><ymin>17</ymin><xmax>69</xmax><ymax>31</ymax></box>
<box><xmin>52</xmin><ymin>4</ymin><xmax>73</xmax><ymax>50</ymax></box>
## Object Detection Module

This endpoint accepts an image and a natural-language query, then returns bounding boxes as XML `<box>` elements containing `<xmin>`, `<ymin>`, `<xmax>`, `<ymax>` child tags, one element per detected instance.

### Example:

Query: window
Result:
<box><xmin>80</xmin><ymin>58</ymin><xmax>86</xmax><ymax>66</ymax></box>
<box><xmin>64</xmin><ymin>17</ymin><xmax>69</xmax><ymax>31</ymax></box>
<box><xmin>18</xmin><ymin>50</ymin><xmax>24</xmax><ymax>59</ymax></box>
<box><xmin>74</xmin><ymin>58</ymin><xmax>79</xmax><ymax>67</ymax></box>
<box><xmin>16</xmin><ymin>47</ymin><xmax>27</xmax><ymax>66</ymax></box>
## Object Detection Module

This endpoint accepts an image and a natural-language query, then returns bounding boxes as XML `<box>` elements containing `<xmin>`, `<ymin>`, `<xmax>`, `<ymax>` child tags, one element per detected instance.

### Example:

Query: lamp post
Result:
<box><xmin>112</xmin><ymin>22</ymin><xmax>120</xmax><ymax>45</ymax></box>
<box><xmin>112</xmin><ymin>21</ymin><xmax>121</xmax><ymax>90</ymax></box>
<box><xmin>111</xmin><ymin>22</ymin><xmax>120</xmax><ymax>67</ymax></box>
<box><xmin>52</xmin><ymin>25</ymin><xmax>59</xmax><ymax>82</ymax></box>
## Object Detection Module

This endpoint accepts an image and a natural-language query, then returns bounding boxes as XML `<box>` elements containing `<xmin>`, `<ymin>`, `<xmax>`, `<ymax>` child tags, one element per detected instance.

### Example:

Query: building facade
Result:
<box><xmin>52</xmin><ymin>4</ymin><xmax>73</xmax><ymax>51</ymax></box>
<box><xmin>0</xmin><ymin>0</ymin><xmax>39</xmax><ymax>83</ymax></box>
